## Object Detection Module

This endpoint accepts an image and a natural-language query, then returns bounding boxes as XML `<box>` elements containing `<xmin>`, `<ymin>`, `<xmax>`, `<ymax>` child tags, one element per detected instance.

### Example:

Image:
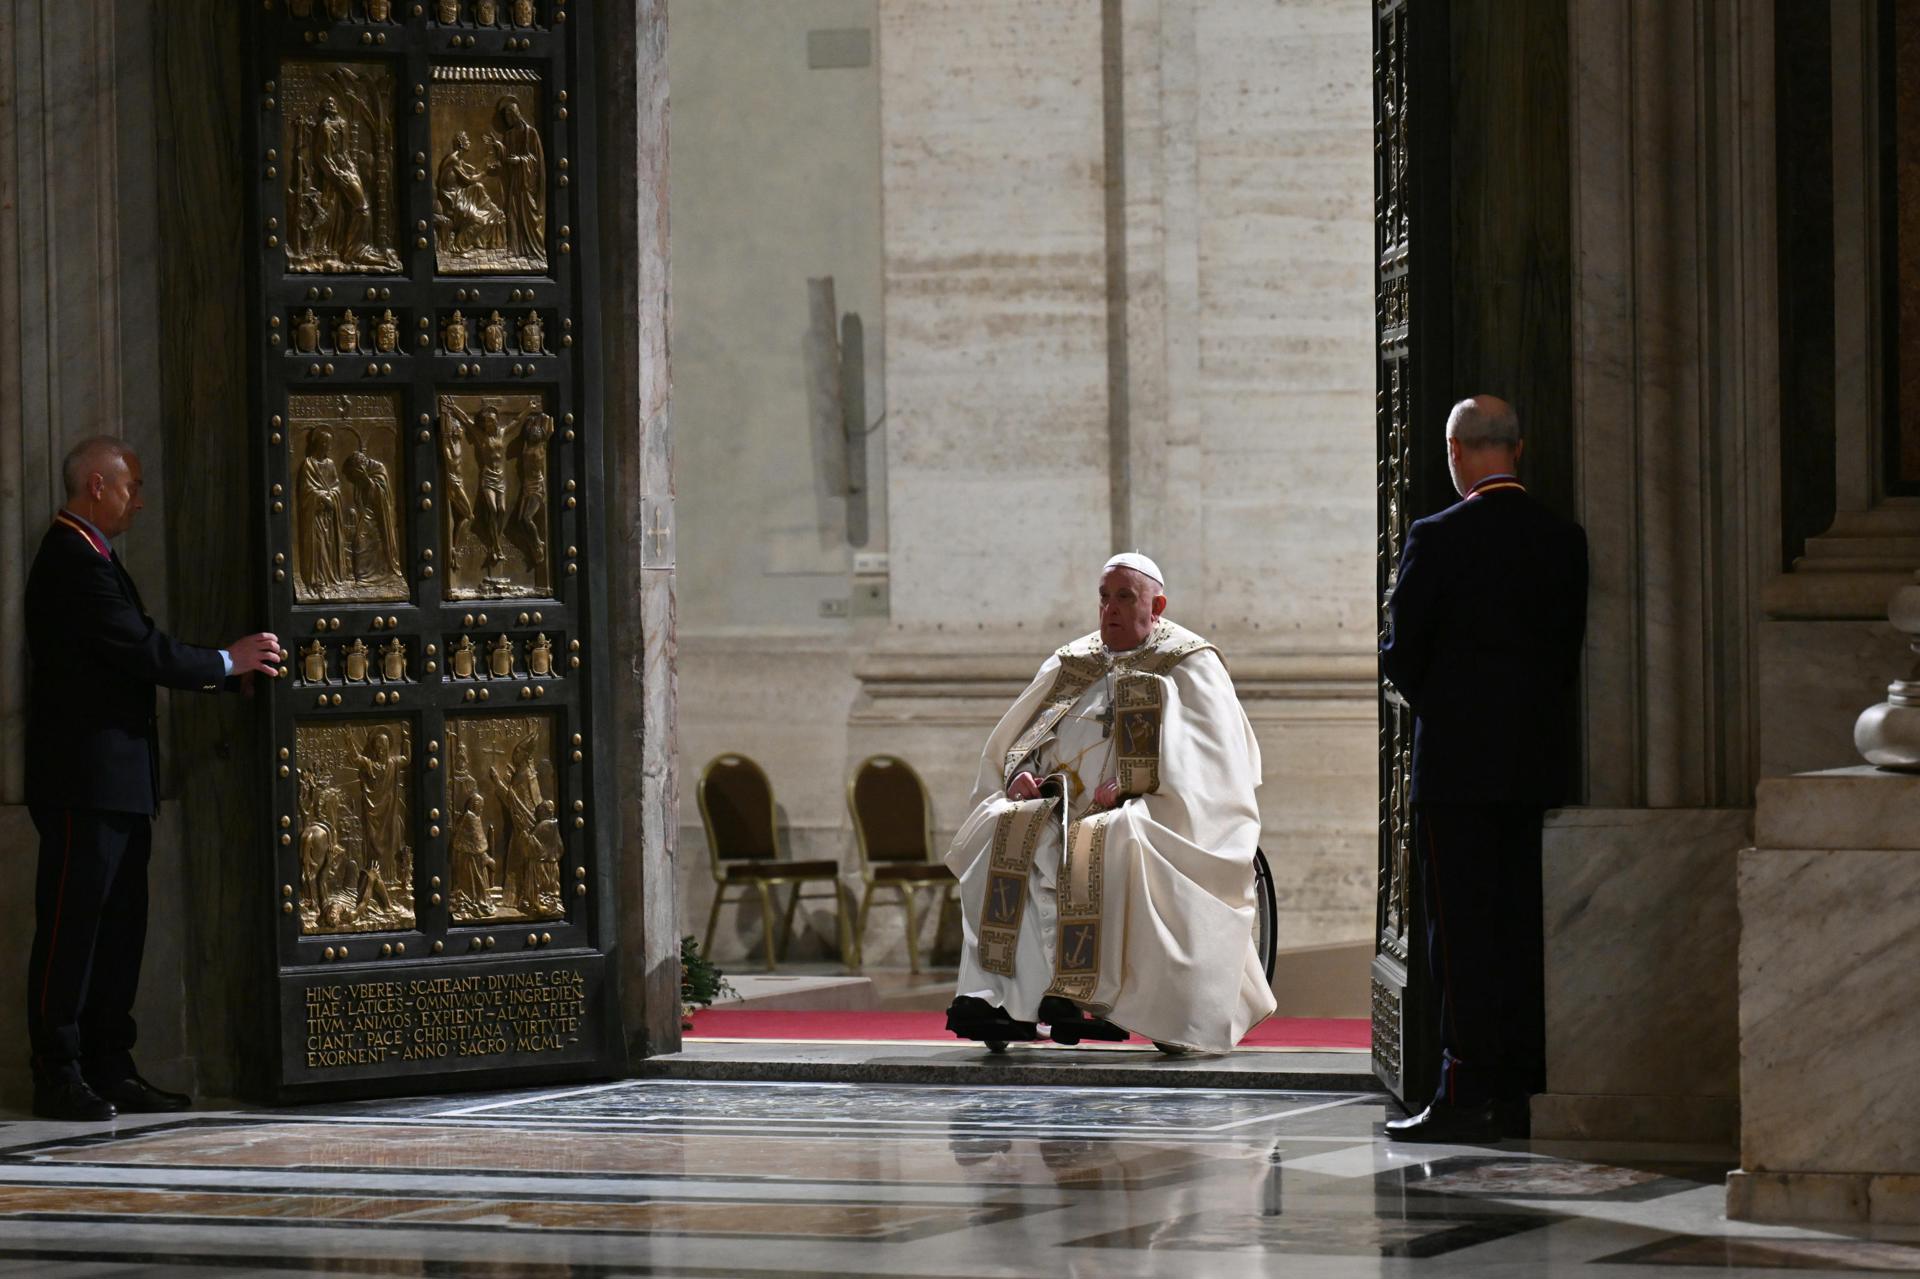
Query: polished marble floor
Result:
<box><xmin>0</xmin><ymin>1081</ymin><xmax>1910</xmax><ymax>1276</ymax></box>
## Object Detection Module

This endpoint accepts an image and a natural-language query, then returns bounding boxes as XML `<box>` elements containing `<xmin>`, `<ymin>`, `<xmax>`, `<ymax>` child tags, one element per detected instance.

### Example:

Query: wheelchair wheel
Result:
<box><xmin>985</xmin><ymin>1040</ymin><xmax>1008</xmax><ymax>1054</ymax></box>
<box><xmin>1252</xmin><ymin>846</ymin><xmax>1278</xmax><ymax>985</ymax></box>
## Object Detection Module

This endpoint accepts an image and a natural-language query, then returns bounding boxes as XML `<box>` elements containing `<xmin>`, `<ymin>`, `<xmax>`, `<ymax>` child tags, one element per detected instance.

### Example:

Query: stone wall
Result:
<box><xmin>672</xmin><ymin>0</ymin><xmax>1377</xmax><ymax>972</ymax></box>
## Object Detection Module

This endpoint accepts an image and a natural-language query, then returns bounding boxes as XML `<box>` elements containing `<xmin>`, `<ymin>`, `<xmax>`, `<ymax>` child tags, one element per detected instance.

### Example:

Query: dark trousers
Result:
<box><xmin>1415</xmin><ymin>801</ymin><xmax>1546</xmax><ymax>1109</ymax></box>
<box><xmin>26</xmin><ymin>806</ymin><xmax>150</xmax><ymax>1083</ymax></box>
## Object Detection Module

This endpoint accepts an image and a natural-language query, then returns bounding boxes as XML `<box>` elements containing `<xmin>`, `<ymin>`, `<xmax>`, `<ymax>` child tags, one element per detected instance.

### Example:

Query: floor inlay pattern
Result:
<box><xmin>0</xmin><ymin>1080</ymin><xmax>1910</xmax><ymax>1277</ymax></box>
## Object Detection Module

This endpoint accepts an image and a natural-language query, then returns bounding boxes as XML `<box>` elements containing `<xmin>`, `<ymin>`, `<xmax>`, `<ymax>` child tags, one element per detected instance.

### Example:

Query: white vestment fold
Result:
<box><xmin>944</xmin><ymin>620</ymin><xmax>1276</xmax><ymax>1052</ymax></box>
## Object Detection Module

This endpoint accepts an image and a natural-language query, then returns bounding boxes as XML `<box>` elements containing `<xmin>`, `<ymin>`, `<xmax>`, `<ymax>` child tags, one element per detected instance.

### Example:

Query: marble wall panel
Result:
<box><xmin>878</xmin><ymin>0</ymin><xmax>1111</xmax><ymax>629</ymax></box>
<box><xmin>1739</xmin><ymin>839</ymin><xmax>1920</xmax><ymax>1174</ymax></box>
<box><xmin>1533</xmin><ymin>807</ymin><xmax>1748</xmax><ymax>1143</ymax></box>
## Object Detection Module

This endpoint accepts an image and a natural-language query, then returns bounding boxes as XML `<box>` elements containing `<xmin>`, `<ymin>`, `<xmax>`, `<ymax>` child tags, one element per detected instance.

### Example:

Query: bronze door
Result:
<box><xmin>248</xmin><ymin>0</ymin><xmax>619</xmax><ymax>1098</ymax></box>
<box><xmin>1372</xmin><ymin>0</ymin><xmax>1450</xmax><ymax>1110</ymax></box>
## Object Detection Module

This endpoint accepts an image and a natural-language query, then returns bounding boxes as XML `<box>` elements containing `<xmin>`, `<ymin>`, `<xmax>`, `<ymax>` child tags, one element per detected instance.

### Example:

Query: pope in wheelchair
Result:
<box><xmin>944</xmin><ymin>553</ymin><xmax>1276</xmax><ymax>1054</ymax></box>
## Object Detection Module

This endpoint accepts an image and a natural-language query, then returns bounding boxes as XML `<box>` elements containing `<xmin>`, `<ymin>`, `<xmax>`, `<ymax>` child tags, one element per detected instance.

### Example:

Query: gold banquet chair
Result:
<box><xmin>697</xmin><ymin>753</ymin><xmax>855</xmax><ymax>972</ymax></box>
<box><xmin>847</xmin><ymin>755</ymin><xmax>957</xmax><ymax>973</ymax></box>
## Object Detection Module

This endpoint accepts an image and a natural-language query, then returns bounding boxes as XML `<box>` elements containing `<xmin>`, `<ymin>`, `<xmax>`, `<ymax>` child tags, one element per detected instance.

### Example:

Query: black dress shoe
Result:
<box><xmin>1384</xmin><ymin>1100</ymin><xmax>1503</xmax><ymax>1143</ymax></box>
<box><xmin>945</xmin><ymin>996</ymin><xmax>1041</xmax><ymax>1043</ymax></box>
<box><xmin>32</xmin><ymin>1076</ymin><xmax>116</xmax><ymax>1122</ymax></box>
<box><xmin>1038</xmin><ymin>995</ymin><xmax>1128</xmax><ymax>1045</ymax></box>
<box><xmin>86</xmin><ymin>1073</ymin><xmax>192</xmax><ymax>1114</ymax></box>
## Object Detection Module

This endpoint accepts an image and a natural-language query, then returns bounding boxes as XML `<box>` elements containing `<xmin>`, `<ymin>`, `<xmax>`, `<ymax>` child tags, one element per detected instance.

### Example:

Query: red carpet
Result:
<box><xmin>686</xmin><ymin>1008</ymin><xmax>1369</xmax><ymax>1051</ymax></box>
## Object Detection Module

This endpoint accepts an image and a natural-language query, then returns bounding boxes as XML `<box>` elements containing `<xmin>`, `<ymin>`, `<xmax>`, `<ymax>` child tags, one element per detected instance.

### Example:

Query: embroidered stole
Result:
<box><xmin>980</xmin><ymin>618</ymin><xmax>1216</xmax><ymax>986</ymax></box>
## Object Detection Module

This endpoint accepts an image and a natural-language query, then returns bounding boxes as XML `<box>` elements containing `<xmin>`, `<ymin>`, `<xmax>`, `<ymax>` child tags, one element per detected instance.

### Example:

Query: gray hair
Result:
<box><xmin>62</xmin><ymin>435</ymin><xmax>136</xmax><ymax>498</ymax></box>
<box><xmin>1445</xmin><ymin>398</ymin><xmax>1521</xmax><ymax>449</ymax></box>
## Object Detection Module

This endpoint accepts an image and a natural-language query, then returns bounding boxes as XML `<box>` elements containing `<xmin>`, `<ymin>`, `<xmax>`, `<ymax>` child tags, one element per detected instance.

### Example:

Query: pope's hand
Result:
<box><xmin>1092</xmin><ymin>779</ymin><xmax>1121</xmax><ymax>809</ymax></box>
<box><xmin>228</xmin><ymin>632</ymin><xmax>284</xmax><ymax>676</ymax></box>
<box><xmin>1006</xmin><ymin>771</ymin><xmax>1043</xmax><ymax>801</ymax></box>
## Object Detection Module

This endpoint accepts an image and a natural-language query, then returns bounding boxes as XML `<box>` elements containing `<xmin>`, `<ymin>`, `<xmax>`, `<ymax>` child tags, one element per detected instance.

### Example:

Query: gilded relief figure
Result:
<box><xmin>297</xmin><ymin>766</ymin><xmax>349</xmax><ymax>930</ymax></box>
<box><xmin>295</xmin><ymin>309</ymin><xmax>321</xmax><ymax>353</ymax></box>
<box><xmin>290</xmin><ymin>0</ymin><xmax>316</xmax><ymax>17</ymax></box>
<box><xmin>290</xmin><ymin>393</ymin><xmax>408</xmax><ymax>603</ymax></box>
<box><xmin>296</xmin><ymin>719</ymin><xmax>415</xmax><ymax>934</ymax></box>
<box><xmin>343</xmin><ymin>449</ymin><xmax>402</xmax><ymax>581</ymax></box>
<box><xmin>515</xmin><ymin>410</ymin><xmax>551</xmax><ymax>565</ymax></box>
<box><xmin>368</xmin><ymin>0</ymin><xmax>394</xmax><ymax>19</ymax></box>
<box><xmin>296</xmin><ymin>428</ymin><xmax>346</xmax><ymax>592</ymax></box>
<box><xmin>326</xmin><ymin>0</ymin><xmax>352</xmax><ymax>20</ymax></box>
<box><xmin>435</xmin><ymin>133</ymin><xmax>507</xmax><ymax>257</ymax></box>
<box><xmin>482</xmin><ymin>311</ymin><xmax>507</xmax><ymax>353</ymax></box>
<box><xmin>356</xmin><ymin>726</ymin><xmax>412</xmax><ymax>891</ymax></box>
<box><xmin>513</xmin><ymin>0</ymin><xmax>538</xmax><ymax>27</ymax></box>
<box><xmin>282</xmin><ymin>62</ymin><xmax>401</xmax><ymax>274</ymax></box>
<box><xmin>518</xmin><ymin>311</ymin><xmax>544</xmax><ymax>354</ymax></box>
<box><xmin>493</xmin><ymin>735</ymin><xmax>547</xmax><ymax>914</ymax></box>
<box><xmin>438</xmin><ymin>393</ymin><xmax>550</xmax><ymax>597</ymax></box>
<box><xmin>437</xmin><ymin>0</ymin><xmax>462</xmax><ymax>23</ymax></box>
<box><xmin>429</xmin><ymin>73</ymin><xmax>546</xmax><ymax>274</ymax></box>
<box><xmin>493</xmin><ymin>97</ymin><xmax>546</xmax><ymax>264</ymax></box>
<box><xmin>528</xmin><ymin>633</ymin><xmax>552</xmax><ymax>676</ymax></box>
<box><xmin>450</xmin><ymin>634</ymin><xmax>477</xmax><ymax>678</ymax></box>
<box><xmin>374</xmin><ymin>309</ymin><xmax>399</xmax><ymax>353</ymax></box>
<box><xmin>335</xmin><ymin>308</ymin><xmax>360</xmax><ymax>353</ymax></box>
<box><xmin>475</xmin><ymin>0</ymin><xmax>500</xmax><ymax>25</ymax></box>
<box><xmin>444</xmin><ymin>714</ymin><xmax>561</xmax><ymax>922</ymax></box>
<box><xmin>444</xmin><ymin>309</ymin><xmax>470</xmax><ymax>353</ymax></box>
<box><xmin>489</xmin><ymin>635</ymin><xmax>515</xmax><ymax>678</ymax></box>
<box><xmin>448</xmin><ymin>792</ymin><xmax>495</xmax><ymax>917</ymax></box>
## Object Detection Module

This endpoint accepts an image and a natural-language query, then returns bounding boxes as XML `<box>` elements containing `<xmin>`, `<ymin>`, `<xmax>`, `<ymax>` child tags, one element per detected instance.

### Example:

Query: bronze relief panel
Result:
<box><xmin>290</xmin><ymin>393</ymin><xmax>409</xmax><ymax>603</ymax></box>
<box><xmin>281</xmin><ymin>60</ymin><xmax>403</xmax><ymax>275</ymax></box>
<box><xmin>437</xmin><ymin>391</ymin><xmax>553</xmax><ymax>598</ymax></box>
<box><xmin>430</xmin><ymin>68</ymin><xmax>547</xmax><ymax>275</ymax></box>
<box><xmin>296</xmin><ymin>718</ymin><xmax>416</xmax><ymax>935</ymax></box>
<box><xmin>443</xmin><ymin>713</ymin><xmax>564</xmax><ymax>924</ymax></box>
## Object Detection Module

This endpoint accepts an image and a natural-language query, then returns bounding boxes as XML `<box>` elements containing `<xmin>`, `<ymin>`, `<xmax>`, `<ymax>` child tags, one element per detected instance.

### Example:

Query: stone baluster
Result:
<box><xmin>1854</xmin><ymin>572</ymin><xmax>1920</xmax><ymax>771</ymax></box>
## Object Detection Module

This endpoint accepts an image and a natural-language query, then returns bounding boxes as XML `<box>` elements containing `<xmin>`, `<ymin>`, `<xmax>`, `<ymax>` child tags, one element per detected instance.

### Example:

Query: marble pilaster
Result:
<box><xmin>599</xmin><ymin>0</ymin><xmax>680</xmax><ymax>1058</ymax></box>
<box><xmin>1531</xmin><ymin>808</ymin><xmax>1748</xmax><ymax>1146</ymax></box>
<box><xmin>1730</xmin><ymin>768</ymin><xmax>1920</xmax><ymax>1224</ymax></box>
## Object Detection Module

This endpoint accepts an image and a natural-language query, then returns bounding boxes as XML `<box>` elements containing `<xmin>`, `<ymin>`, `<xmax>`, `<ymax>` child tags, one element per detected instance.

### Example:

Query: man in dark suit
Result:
<box><xmin>1379</xmin><ymin>396</ymin><xmax>1589</xmax><ymax>1143</ymax></box>
<box><xmin>24</xmin><ymin>436</ymin><xmax>282</xmax><ymax>1120</ymax></box>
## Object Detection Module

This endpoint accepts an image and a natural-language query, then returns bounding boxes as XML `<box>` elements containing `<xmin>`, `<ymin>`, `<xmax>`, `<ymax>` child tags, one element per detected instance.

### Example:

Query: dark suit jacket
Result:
<box><xmin>1381</xmin><ymin>487</ymin><xmax>1589</xmax><ymax>808</ymax></box>
<box><xmin>24</xmin><ymin>519</ymin><xmax>226</xmax><ymax>815</ymax></box>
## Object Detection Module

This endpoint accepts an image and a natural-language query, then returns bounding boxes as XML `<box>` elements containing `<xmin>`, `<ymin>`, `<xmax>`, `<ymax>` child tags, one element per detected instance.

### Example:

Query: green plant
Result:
<box><xmin>680</xmin><ymin>934</ymin><xmax>734</xmax><ymax>1024</ymax></box>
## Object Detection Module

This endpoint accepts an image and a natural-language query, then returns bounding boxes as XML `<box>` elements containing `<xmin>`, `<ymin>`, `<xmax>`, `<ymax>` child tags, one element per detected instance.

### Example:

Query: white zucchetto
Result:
<box><xmin>1103</xmin><ymin>552</ymin><xmax>1165</xmax><ymax>591</ymax></box>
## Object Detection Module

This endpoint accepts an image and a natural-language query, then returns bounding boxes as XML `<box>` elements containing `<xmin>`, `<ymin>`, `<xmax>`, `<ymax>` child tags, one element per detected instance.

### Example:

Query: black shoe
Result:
<box><xmin>1384</xmin><ymin>1100</ymin><xmax>1503</xmax><ymax>1143</ymax></box>
<box><xmin>32</xmin><ymin>1076</ymin><xmax>116</xmax><ymax>1122</ymax></box>
<box><xmin>1038</xmin><ymin>995</ymin><xmax>1128</xmax><ymax>1045</ymax></box>
<box><xmin>86</xmin><ymin>1072</ymin><xmax>192</xmax><ymax>1114</ymax></box>
<box><xmin>946</xmin><ymin>996</ymin><xmax>1041</xmax><ymax>1043</ymax></box>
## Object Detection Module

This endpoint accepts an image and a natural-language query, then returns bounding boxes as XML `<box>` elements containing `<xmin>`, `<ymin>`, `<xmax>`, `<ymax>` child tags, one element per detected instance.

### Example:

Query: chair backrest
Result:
<box><xmin>698</xmin><ymin>754</ymin><xmax>779</xmax><ymax>868</ymax></box>
<box><xmin>847</xmin><ymin>755</ymin><xmax>933</xmax><ymax>867</ymax></box>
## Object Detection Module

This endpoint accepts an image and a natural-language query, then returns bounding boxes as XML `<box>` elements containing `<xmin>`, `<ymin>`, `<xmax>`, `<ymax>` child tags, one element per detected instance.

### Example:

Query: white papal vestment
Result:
<box><xmin>945</xmin><ymin>619</ymin><xmax>1275</xmax><ymax>1052</ymax></box>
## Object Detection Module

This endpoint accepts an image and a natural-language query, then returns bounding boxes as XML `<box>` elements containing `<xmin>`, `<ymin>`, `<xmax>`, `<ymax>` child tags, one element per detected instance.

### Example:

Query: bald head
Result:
<box><xmin>61</xmin><ymin>435</ymin><xmax>145</xmax><ymax>537</ymax></box>
<box><xmin>1444</xmin><ymin>395</ymin><xmax>1523</xmax><ymax>496</ymax></box>
<box><xmin>63</xmin><ymin>436</ymin><xmax>135</xmax><ymax>500</ymax></box>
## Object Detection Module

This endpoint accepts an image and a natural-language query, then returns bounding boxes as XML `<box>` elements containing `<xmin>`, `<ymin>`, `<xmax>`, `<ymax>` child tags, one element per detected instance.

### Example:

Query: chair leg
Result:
<box><xmin>778</xmin><ymin>881</ymin><xmax>803</xmax><ymax>960</ymax></box>
<box><xmin>836</xmin><ymin>879</ymin><xmax>857</xmax><ymax>970</ymax></box>
<box><xmin>857</xmin><ymin>881</ymin><xmax>876</xmax><ymax>952</ymax></box>
<box><xmin>703</xmin><ymin>885</ymin><xmax>725</xmax><ymax>961</ymax></box>
<box><xmin>899</xmin><ymin>884</ymin><xmax>921</xmax><ymax>975</ymax></box>
<box><xmin>755</xmin><ymin>881</ymin><xmax>780</xmax><ymax>972</ymax></box>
